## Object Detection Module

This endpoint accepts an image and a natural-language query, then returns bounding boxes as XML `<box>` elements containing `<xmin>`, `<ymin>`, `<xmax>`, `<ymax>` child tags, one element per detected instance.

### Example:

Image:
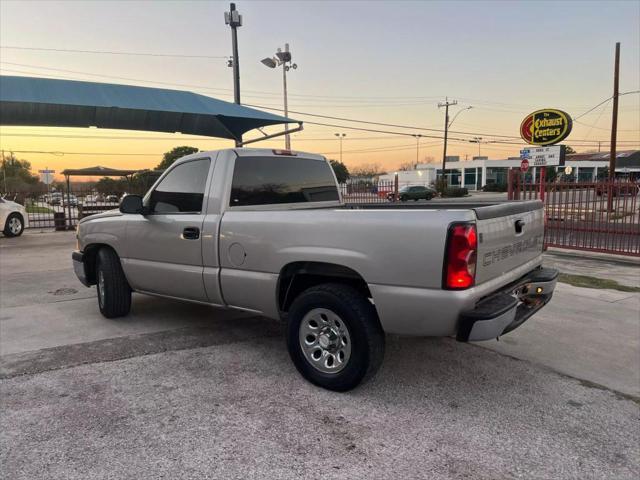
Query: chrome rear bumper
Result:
<box><xmin>457</xmin><ymin>267</ymin><xmax>558</xmax><ymax>342</ymax></box>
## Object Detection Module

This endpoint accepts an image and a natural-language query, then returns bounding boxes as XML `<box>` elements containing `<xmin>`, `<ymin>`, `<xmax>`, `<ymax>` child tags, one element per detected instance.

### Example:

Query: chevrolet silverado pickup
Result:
<box><xmin>73</xmin><ymin>148</ymin><xmax>557</xmax><ymax>391</ymax></box>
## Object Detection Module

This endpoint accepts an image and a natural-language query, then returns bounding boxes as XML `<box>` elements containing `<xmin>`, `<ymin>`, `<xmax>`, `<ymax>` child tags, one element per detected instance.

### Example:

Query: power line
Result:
<box><xmin>0</xmin><ymin>45</ymin><xmax>227</xmax><ymax>59</ymax></box>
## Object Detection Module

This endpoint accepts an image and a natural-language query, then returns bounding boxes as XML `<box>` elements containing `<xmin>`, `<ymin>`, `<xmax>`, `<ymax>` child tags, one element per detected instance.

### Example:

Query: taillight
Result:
<box><xmin>444</xmin><ymin>223</ymin><xmax>477</xmax><ymax>290</ymax></box>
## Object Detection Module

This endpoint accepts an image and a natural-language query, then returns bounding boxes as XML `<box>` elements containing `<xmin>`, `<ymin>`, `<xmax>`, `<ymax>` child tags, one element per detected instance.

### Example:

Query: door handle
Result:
<box><xmin>515</xmin><ymin>219</ymin><xmax>525</xmax><ymax>234</ymax></box>
<box><xmin>182</xmin><ymin>227</ymin><xmax>200</xmax><ymax>240</ymax></box>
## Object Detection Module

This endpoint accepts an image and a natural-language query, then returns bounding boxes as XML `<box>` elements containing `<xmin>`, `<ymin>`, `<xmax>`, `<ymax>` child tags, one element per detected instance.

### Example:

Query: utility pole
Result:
<box><xmin>607</xmin><ymin>42</ymin><xmax>620</xmax><ymax>212</ymax></box>
<box><xmin>1</xmin><ymin>150</ymin><xmax>6</xmax><ymax>194</ymax></box>
<box><xmin>413</xmin><ymin>134</ymin><xmax>422</xmax><ymax>164</ymax></box>
<box><xmin>225</xmin><ymin>3</ymin><xmax>243</xmax><ymax>146</ymax></box>
<box><xmin>609</xmin><ymin>42</ymin><xmax>620</xmax><ymax>182</ymax></box>
<box><xmin>438</xmin><ymin>97</ymin><xmax>457</xmax><ymax>185</ymax></box>
<box><xmin>335</xmin><ymin>133</ymin><xmax>346</xmax><ymax>162</ymax></box>
<box><xmin>473</xmin><ymin>137</ymin><xmax>482</xmax><ymax>157</ymax></box>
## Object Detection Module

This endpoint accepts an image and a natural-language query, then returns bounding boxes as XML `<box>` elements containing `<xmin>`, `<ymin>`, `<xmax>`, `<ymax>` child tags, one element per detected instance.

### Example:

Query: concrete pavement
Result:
<box><xmin>1</xmin><ymin>230</ymin><xmax>639</xmax><ymax>479</ymax></box>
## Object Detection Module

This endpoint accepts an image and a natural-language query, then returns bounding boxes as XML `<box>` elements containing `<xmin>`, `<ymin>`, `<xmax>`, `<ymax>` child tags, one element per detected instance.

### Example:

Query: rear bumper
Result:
<box><xmin>456</xmin><ymin>267</ymin><xmax>558</xmax><ymax>342</ymax></box>
<box><xmin>72</xmin><ymin>250</ymin><xmax>91</xmax><ymax>287</ymax></box>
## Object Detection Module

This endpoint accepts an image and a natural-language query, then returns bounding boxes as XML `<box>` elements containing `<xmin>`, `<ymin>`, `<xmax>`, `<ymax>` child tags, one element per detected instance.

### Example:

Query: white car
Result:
<box><xmin>1</xmin><ymin>197</ymin><xmax>28</xmax><ymax>237</ymax></box>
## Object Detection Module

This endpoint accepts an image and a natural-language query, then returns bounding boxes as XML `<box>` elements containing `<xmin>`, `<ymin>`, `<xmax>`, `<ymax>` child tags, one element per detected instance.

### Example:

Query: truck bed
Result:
<box><xmin>343</xmin><ymin>200</ymin><xmax>543</xmax><ymax>220</ymax></box>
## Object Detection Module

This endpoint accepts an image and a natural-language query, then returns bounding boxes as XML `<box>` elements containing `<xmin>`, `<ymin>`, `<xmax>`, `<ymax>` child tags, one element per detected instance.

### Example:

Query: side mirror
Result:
<box><xmin>119</xmin><ymin>194</ymin><xmax>144</xmax><ymax>214</ymax></box>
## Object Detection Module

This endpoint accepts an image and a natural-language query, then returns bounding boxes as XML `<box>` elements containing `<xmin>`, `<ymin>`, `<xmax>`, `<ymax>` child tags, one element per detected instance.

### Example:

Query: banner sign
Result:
<box><xmin>520</xmin><ymin>109</ymin><xmax>572</xmax><ymax>146</ymax></box>
<box><xmin>520</xmin><ymin>145</ymin><xmax>566</xmax><ymax>166</ymax></box>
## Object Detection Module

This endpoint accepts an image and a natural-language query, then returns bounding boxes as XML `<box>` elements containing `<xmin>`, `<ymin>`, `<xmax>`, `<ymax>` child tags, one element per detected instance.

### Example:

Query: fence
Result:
<box><xmin>508</xmin><ymin>169</ymin><xmax>640</xmax><ymax>256</ymax></box>
<box><xmin>339</xmin><ymin>179</ymin><xmax>396</xmax><ymax>203</ymax></box>
<box><xmin>6</xmin><ymin>185</ymin><xmax>147</xmax><ymax>231</ymax></box>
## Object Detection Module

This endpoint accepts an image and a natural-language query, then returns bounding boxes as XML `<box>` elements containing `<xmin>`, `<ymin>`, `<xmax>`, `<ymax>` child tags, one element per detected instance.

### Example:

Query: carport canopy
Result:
<box><xmin>60</xmin><ymin>166</ymin><xmax>143</xmax><ymax>177</ymax></box>
<box><xmin>0</xmin><ymin>75</ymin><xmax>298</xmax><ymax>141</ymax></box>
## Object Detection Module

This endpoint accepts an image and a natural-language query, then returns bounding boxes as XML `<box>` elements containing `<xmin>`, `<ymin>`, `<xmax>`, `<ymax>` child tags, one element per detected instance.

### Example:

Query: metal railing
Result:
<box><xmin>508</xmin><ymin>169</ymin><xmax>640</xmax><ymax>256</ymax></box>
<box><xmin>5</xmin><ymin>186</ymin><xmax>147</xmax><ymax>231</ymax></box>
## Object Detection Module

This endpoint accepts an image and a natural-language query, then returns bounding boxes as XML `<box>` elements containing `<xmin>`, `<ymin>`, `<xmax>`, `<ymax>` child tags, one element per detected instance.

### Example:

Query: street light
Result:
<box><xmin>335</xmin><ymin>133</ymin><xmax>346</xmax><ymax>162</ymax></box>
<box><xmin>438</xmin><ymin>100</ymin><xmax>472</xmax><ymax>186</ymax></box>
<box><xmin>448</xmin><ymin>105</ymin><xmax>473</xmax><ymax>129</ymax></box>
<box><xmin>261</xmin><ymin>43</ymin><xmax>298</xmax><ymax>150</ymax></box>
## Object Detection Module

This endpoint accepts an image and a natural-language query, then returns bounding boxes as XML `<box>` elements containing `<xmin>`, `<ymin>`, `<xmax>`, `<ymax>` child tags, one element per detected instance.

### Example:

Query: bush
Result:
<box><xmin>442</xmin><ymin>187</ymin><xmax>468</xmax><ymax>197</ymax></box>
<box><xmin>482</xmin><ymin>183</ymin><xmax>507</xmax><ymax>192</ymax></box>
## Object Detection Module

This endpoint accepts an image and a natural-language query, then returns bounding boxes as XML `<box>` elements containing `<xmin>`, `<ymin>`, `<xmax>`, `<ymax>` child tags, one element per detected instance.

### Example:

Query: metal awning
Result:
<box><xmin>0</xmin><ymin>75</ymin><xmax>299</xmax><ymax>141</ymax></box>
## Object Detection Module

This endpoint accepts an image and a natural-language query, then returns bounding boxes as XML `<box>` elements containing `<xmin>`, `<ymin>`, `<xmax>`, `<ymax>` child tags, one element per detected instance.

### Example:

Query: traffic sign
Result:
<box><xmin>519</xmin><ymin>145</ymin><xmax>565</xmax><ymax>167</ymax></box>
<box><xmin>38</xmin><ymin>169</ymin><xmax>55</xmax><ymax>185</ymax></box>
<box><xmin>520</xmin><ymin>159</ymin><xmax>529</xmax><ymax>173</ymax></box>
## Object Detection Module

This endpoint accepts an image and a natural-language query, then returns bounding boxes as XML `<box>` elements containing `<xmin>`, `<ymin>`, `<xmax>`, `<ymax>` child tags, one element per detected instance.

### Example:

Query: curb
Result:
<box><xmin>545</xmin><ymin>247</ymin><xmax>640</xmax><ymax>266</ymax></box>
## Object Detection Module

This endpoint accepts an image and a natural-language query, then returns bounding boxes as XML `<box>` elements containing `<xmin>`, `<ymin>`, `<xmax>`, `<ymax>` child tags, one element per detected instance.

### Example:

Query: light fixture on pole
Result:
<box><xmin>261</xmin><ymin>43</ymin><xmax>298</xmax><ymax>150</ymax></box>
<box><xmin>334</xmin><ymin>133</ymin><xmax>346</xmax><ymax>162</ymax></box>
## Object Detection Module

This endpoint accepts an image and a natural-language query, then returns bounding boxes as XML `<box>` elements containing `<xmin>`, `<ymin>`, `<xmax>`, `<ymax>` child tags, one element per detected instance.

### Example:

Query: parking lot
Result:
<box><xmin>1</xmin><ymin>232</ymin><xmax>639</xmax><ymax>479</ymax></box>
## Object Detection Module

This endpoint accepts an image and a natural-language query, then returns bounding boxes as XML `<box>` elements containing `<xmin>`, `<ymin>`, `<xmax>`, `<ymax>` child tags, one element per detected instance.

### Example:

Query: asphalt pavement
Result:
<box><xmin>1</xmin><ymin>231</ymin><xmax>639</xmax><ymax>479</ymax></box>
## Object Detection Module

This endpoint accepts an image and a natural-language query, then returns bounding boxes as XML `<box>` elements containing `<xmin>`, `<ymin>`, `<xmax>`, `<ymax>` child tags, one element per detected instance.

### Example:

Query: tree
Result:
<box><xmin>156</xmin><ymin>146</ymin><xmax>199</xmax><ymax>170</ymax></box>
<box><xmin>350</xmin><ymin>163</ymin><xmax>386</xmax><ymax>178</ymax></box>
<box><xmin>1</xmin><ymin>153</ymin><xmax>42</xmax><ymax>192</ymax></box>
<box><xmin>95</xmin><ymin>177</ymin><xmax>126</xmax><ymax>196</ymax></box>
<box><xmin>397</xmin><ymin>161</ymin><xmax>416</xmax><ymax>171</ymax></box>
<box><xmin>329</xmin><ymin>159</ymin><xmax>350</xmax><ymax>183</ymax></box>
<box><xmin>564</xmin><ymin>146</ymin><xmax>576</xmax><ymax>155</ymax></box>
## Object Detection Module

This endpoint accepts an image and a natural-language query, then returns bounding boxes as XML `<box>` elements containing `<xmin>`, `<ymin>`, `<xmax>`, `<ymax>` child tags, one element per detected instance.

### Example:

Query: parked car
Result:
<box><xmin>1</xmin><ymin>197</ymin><xmax>28</xmax><ymax>237</ymax></box>
<box><xmin>105</xmin><ymin>194</ymin><xmax>119</xmax><ymax>203</ymax></box>
<box><xmin>62</xmin><ymin>194</ymin><xmax>78</xmax><ymax>207</ymax></box>
<box><xmin>73</xmin><ymin>148</ymin><xmax>557</xmax><ymax>391</ymax></box>
<box><xmin>387</xmin><ymin>185</ymin><xmax>436</xmax><ymax>202</ymax></box>
<box><xmin>48</xmin><ymin>193</ymin><xmax>63</xmax><ymax>205</ymax></box>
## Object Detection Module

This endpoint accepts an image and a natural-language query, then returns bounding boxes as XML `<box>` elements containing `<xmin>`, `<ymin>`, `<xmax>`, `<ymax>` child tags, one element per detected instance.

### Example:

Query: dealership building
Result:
<box><xmin>379</xmin><ymin>150</ymin><xmax>640</xmax><ymax>190</ymax></box>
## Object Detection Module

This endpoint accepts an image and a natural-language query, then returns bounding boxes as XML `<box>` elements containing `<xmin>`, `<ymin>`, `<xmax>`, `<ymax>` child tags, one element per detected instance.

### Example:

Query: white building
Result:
<box><xmin>382</xmin><ymin>150</ymin><xmax>639</xmax><ymax>190</ymax></box>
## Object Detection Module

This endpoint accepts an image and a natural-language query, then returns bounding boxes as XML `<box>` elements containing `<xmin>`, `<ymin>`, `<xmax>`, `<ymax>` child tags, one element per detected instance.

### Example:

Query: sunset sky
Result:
<box><xmin>1</xmin><ymin>0</ymin><xmax>639</xmax><ymax>178</ymax></box>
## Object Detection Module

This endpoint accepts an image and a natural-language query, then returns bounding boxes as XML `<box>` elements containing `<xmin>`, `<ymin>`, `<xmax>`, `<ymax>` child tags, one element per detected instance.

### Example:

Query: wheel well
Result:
<box><xmin>82</xmin><ymin>243</ymin><xmax>115</xmax><ymax>285</ymax></box>
<box><xmin>8</xmin><ymin>211</ymin><xmax>24</xmax><ymax>223</ymax></box>
<box><xmin>278</xmin><ymin>261</ymin><xmax>372</xmax><ymax>312</ymax></box>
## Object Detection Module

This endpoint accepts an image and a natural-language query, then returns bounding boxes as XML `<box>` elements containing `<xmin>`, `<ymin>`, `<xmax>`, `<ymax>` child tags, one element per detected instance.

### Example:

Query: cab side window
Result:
<box><xmin>147</xmin><ymin>159</ymin><xmax>210</xmax><ymax>213</ymax></box>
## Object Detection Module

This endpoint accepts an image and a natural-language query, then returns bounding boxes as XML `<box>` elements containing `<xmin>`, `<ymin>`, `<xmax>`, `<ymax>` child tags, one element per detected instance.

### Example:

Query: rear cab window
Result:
<box><xmin>230</xmin><ymin>155</ymin><xmax>339</xmax><ymax>207</ymax></box>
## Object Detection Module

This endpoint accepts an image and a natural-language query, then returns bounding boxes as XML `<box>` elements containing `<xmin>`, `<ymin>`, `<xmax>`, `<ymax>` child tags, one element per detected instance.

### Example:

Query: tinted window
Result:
<box><xmin>230</xmin><ymin>156</ymin><xmax>339</xmax><ymax>206</ymax></box>
<box><xmin>148</xmin><ymin>159</ymin><xmax>210</xmax><ymax>213</ymax></box>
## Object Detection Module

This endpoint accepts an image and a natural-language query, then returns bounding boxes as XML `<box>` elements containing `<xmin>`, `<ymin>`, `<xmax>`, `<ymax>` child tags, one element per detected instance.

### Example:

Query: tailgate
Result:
<box><xmin>474</xmin><ymin>200</ymin><xmax>544</xmax><ymax>285</ymax></box>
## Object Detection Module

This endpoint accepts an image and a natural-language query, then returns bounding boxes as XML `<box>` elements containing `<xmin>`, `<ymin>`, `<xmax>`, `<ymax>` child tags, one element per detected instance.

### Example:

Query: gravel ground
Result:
<box><xmin>2</xmin><ymin>331</ymin><xmax>638</xmax><ymax>480</ymax></box>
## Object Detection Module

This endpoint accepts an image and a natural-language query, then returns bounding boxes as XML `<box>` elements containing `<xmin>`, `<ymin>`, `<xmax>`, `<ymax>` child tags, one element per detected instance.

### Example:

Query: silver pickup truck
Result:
<box><xmin>73</xmin><ymin>148</ymin><xmax>557</xmax><ymax>391</ymax></box>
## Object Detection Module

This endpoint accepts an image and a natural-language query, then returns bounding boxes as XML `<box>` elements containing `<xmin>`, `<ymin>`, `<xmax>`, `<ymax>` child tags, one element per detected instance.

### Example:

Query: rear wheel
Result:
<box><xmin>286</xmin><ymin>283</ymin><xmax>385</xmax><ymax>391</ymax></box>
<box><xmin>96</xmin><ymin>248</ymin><xmax>131</xmax><ymax>318</ymax></box>
<box><xmin>3</xmin><ymin>213</ymin><xmax>24</xmax><ymax>237</ymax></box>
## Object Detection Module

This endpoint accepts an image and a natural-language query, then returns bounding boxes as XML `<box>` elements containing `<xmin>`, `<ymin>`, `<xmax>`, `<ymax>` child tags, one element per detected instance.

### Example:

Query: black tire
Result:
<box><xmin>96</xmin><ymin>248</ymin><xmax>132</xmax><ymax>318</ymax></box>
<box><xmin>286</xmin><ymin>283</ymin><xmax>385</xmax><ymax>392</ymax></box>
<box><xmin>3</xmin><ymin>213</ymin><xmax>24</xmax><ymax>237</ymax></box>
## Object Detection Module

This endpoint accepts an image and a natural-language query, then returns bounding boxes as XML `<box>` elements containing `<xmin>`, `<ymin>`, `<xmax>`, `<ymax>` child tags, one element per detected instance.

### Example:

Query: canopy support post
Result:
<box><xmin>239</xmin><ymin>123</ymin><xmax>304</xmax><ymax>147</ymax></box>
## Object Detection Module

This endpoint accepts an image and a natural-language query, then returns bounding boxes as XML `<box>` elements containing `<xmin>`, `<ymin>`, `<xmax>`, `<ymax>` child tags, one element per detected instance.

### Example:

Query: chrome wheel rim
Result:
<box><xmin>8</xmin><ymin>217</ymin><xmax>22</xmax><ymax>235</ymax></box>
<box><xmin>299</xmin><ymin>308</ymin><xmax>351</xmax><ymax>374</ymax></box>
<box><xmin>97</xmin><ymin>270</ymin><xmax>105</xmax><ymax>308</ymax></box>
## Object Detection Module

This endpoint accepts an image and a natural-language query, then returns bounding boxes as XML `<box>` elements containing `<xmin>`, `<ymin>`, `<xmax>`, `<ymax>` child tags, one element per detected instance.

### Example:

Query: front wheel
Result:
<box><xmin>286</xmin><ymin>283</ymin><xmax>385</xmax><ymax>391</ymax></box>
<box><xmin>3</xmin><ymin>213</ymin><xmax>24</xmax><ymax>237</ymax></box>
<box><xmin>96</xmin><ymin>248</ymin><xmax>132</xmax><ymax>318</ymax></box>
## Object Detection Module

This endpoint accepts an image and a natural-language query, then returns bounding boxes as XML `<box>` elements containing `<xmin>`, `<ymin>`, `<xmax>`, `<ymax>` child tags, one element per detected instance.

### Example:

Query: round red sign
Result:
<box><xmin>521</xmin><ymin>159</ymin><xmax>529</xmax><ymax>172</ymax></box>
